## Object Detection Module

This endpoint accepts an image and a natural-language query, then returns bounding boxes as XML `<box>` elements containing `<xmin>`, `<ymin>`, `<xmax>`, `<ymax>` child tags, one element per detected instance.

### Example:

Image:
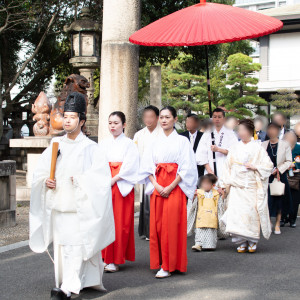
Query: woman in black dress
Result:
<box><xmin>262</xmin><ymin>123</ymin><xmax>292</xmax><ymax>235</ymax></box>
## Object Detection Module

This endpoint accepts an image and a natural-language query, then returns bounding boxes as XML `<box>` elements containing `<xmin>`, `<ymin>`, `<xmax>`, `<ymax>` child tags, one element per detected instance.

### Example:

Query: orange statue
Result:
<box><xmin>32</xmin><ymin>92</ymin><xmax>51</xmax><ymax>136</ymax></box>
<box><xmin>32</xmin><ymin>74</ymin><xmax>90</xmax><ymax>136</ymax></box>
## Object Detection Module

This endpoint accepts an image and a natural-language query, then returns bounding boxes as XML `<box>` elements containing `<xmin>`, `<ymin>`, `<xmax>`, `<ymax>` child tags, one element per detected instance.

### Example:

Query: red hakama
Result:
<box><xmin>150</xmin><ymin>163</ymin><xmax>187</xmax><ymax>273</ymax></box>
<box><xmin>102</xmin><ymin>162</ymin><xmax>135</xmax><ymax>264</ymax></box>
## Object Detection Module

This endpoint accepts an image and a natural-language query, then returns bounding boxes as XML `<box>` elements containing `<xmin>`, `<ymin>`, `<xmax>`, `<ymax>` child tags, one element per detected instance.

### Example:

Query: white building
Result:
<box><xmin>234</xmin><ymin>1</ymin><xmax>300</xmax><ymax>126</ymax></box>
<box><xmin>234</xmin><ymin>0</ymin><xmax>300</xmax><ymax>11</ymax></box>
<box><xmin>258</xmin><ymin>5</ymin><xmax>300</xmax><ymax>126</ymax></box>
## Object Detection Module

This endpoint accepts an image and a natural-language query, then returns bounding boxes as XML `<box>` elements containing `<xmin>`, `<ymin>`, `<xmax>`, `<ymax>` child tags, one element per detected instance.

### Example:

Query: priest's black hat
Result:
<box><xmin>64</xmin><ymin>92</ymin><xmax>86</xmax><ymax>114</ymax></box>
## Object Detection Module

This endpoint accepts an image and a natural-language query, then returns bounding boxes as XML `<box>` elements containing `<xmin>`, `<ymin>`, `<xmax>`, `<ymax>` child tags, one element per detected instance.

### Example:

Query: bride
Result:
<box><xmin>220</xmin><ymin>119</ymin><xmax>273</xmax><ymax>253</ymax></box>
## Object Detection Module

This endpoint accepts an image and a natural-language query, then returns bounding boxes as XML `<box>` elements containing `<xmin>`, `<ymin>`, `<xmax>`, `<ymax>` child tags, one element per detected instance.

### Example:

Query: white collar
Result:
<box><xmin>112</xmin><ymin>132</ymin><xmax>125</xmax><ymax>141</ymax></box>
<box><xmin>189</xmin><ymin>131</ymin><xmax>197</xmax><ymax>138</ymax></box>
<box><xmin>146</xmin><ymin>124</ymin><xmax>160</xmax><ymax>134</ymax></box>
<box><xmin>162</xmin><ymin>129</ymin><xmax>177</xmax><ymax>138</ymax></box>
<box><xmin>63</xmin><ymin>131</ymin><xmax>85</xmax><ymax>143</ymax></box>
<box><xmin>204</xmin><ymin>190</ymin><xmax>213</xmax><ymax>198</ymax></box>
<box><xmin>214</xmin><ymin>125</ymin><xmax>225</xmax><ymax>135</ymax></box>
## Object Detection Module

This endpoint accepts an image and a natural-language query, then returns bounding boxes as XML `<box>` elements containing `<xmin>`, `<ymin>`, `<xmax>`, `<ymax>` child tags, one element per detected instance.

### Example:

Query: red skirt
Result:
<box><xmin>150</xmin><ymin>163</ymin><xmax>187</xmax><ymax>273</ymax></box>
<box><xmin>102</xmin><ymin>162</ymin><xmax>135</xmax><ymax>264</ymax></box>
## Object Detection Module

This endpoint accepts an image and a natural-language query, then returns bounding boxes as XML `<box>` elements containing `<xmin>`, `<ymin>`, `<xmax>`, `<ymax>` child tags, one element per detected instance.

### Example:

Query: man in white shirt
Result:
<box><xmin>196</xmin><ymin>108</ymin><xmax>238</xmax><ymax>186</ymax></box>
<box><xmin>133</xmin><ymin>105</ymin><xmax>162</xmax><ymax>240</ymax></box>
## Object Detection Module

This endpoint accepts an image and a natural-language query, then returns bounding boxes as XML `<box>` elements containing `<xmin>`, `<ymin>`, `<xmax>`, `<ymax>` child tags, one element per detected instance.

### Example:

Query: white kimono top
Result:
<box><xmin>100</xmin><ymin>132</ymin><xmax>140</xmax><ymax>197</ymax></box>
<box><xmin>133</xmin><ymin>124</ymin><xmax>162</xmax><ymax>160</ymax></box>
<box><xmin>139</xmin><ymin>130</ymin><xmax>198</xmax><ymax>200</ymax></box>
<box><xmin>133</xmin><ymin>125</ymin><xmax>163</xmax><ymax>202</ymax></box>
<box><xmin>29</xmin><ymin>132</ymin><xmax>115</xmax><ymax>260</ymax></box>
<box><xmin>196</xmin><ymin>125</ymin><xmax>238</xmax><ymax>178</ymax></box>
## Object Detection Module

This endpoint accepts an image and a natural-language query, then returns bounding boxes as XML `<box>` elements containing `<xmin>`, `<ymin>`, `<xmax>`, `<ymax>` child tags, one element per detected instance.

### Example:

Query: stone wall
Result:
<box><xmin>0</xmin><ymin>160</ymin><xmax>17</xmax><ymax>228</ymax></box>
<box><xmin>0</xmin><ymin>138</ymin><xmax>27</xmax><ymax>170</ymax></box>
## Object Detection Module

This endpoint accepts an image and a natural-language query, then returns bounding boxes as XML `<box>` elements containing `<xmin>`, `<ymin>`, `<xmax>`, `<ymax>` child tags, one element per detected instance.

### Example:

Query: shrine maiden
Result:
<box><xmin>139</xmin><ymin>106</ymin><xmax>198</xmax><ymax>278</ymax></box>
<box><xmin>133</xmin><ymin>105</ymin><xmax>162</xmax><ymax>240</ymax></box>
<box><xmin>29</xmin><ymin>92</ymin><xmax>115</xmax><ymax>300</ymax></box>
<box><xmin>101</xmin><ymin>111</ymin><xmax>139</xmax><ymax>273</ymax></box>
<box><xmin>220</xmin><ymin>119</ymin><xmax>273</xmax><ymax>253</ymax></box>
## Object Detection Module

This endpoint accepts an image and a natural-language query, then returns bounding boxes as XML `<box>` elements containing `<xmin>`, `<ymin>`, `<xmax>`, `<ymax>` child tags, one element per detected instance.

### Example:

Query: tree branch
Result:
<box><xmin>3</xmin><ymin>11</ymin><xmax>58</xmax><ymax>97</ymax></box>
<box><xmin>8</xmin><ymin>50</ymin><xmax>69</xmax><ymax>107</ymax></box>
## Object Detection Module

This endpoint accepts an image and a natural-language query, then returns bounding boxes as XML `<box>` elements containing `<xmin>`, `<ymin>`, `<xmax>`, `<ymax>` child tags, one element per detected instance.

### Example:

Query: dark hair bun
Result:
<box><xmin>239</xmin><ymin>119</ymin><xmax>255</xmax><ymax>135</ymax></box>
<box><xmin>109</xmin><ymin>111</ymin><xmax>126</xmax><ymax>124</ymax></box>
<box><xmin>160</xmin><ymin>106</ymin><xmax>177</xmax><ymax>118</ymax></box>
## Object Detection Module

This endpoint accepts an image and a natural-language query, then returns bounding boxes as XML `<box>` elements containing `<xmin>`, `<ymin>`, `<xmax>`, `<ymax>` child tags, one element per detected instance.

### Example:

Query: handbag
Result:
<box><xmin>269</xmin><ymin>170</ymin><xmax>285</xmax><ymax>196</ymax></box>
<box><xmin>288</xmin><ymin>172</ymin><xmax>300</xmax><ymax>191</ymax></box>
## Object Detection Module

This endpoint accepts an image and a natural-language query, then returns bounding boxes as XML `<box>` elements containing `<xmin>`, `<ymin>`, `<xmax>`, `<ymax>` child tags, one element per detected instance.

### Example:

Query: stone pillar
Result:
<box><xmin>98</xmin><ymin>0</ymin><xmax>141</xmax><ymax>139</ymax></box>
<box><xmin>259</xmin><ymin>36</ymin><xmax>269</xmax><ymax>82</ymax></box>
<box><xmin>78</xmin><ymin>68</ymin><xmax>98</xmax><ymax>137</ymax></box>
<box><xmin>0</xmin><ymin>160</ymin><xmax>16</xmax><ymax>228</ymax></box>
<box><xmin>150</xmin><ymin>65</ymin><xmax>162</xmax><ymax>109</ymax></box>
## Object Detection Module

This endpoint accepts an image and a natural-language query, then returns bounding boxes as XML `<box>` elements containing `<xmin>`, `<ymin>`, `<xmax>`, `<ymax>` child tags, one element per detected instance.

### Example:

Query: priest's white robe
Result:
<box><xmin>133</xmin><ymin>125</ymin><xmax>162</xmax><ymax>158</ymax></box>
<box><xmin>139</xmin><ymin>130</ymin><xmax>198</xmax><ymax>200</ymax></box>
<box><xmin>29</xmin><ymin>132</ymin><xmax>115</xmax><ymax>294</ymax></box>
<box><xmin>196</xmin><ymin>126</ymin><xmax>238</xmax><ymax>179</ymax></box>
<box><xmin>99</xmin><ymin>132</ymin><xmax>139</xmax><ymax>197</ymax></box>
<box><xmin>133</xmin><ymin>125</ymin><xmax>162</xmax><ymax>202</ymax></box>
<box><xmin>219</xmin><ymin>140</ymin><xmax>273</xmax><ymax>241</ymax></box>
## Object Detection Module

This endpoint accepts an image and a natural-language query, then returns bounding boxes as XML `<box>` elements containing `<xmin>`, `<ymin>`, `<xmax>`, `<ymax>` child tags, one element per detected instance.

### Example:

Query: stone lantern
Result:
<box><xmin>64</xmin><ymin>7</ymin><xmax>100</xmax><ymax>138</ymax></box>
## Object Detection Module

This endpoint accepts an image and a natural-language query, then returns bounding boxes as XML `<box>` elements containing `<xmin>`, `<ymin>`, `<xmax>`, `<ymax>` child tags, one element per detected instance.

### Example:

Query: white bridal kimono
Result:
<box><xmin>140</xmin><ymin>130</ymin><xmax>198</xmax><ymax>200</ymax></box>
<box><xmin>99</xmin><ymin>132</ymin><xmax>139</xmax><ymax>196</ymax></box>
<box><xmin>219</xmin><ymin>140</ymin><xmax>273</xmax><ymax>242</ymax></box>
<box><xmin>29</xmin><ymin>132</ymin><xmax>115</xmax><ymax>294</ymax></box>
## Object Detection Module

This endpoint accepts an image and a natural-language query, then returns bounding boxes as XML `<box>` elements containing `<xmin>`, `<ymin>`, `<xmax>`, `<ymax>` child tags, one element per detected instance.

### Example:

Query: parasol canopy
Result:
<box><xmin>129</xmin><ymin>0</ymin><xmax>283</xmax><ymax>46</ymax></box>
<box><xmin>129</xmin><ymin>0</ymin><xmax>283</xmax><ymax>117</ymax></box>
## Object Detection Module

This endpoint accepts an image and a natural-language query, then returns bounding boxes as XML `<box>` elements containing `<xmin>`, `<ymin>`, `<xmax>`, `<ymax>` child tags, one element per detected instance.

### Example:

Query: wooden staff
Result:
<box><xmin>50</xmin><ymin>142</ymin><xmax>59</xmax><ymax>180</ymax></box>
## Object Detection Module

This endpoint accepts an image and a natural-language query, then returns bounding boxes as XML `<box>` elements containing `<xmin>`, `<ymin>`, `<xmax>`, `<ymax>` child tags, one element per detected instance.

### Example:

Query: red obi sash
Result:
<box><xmin>109</xmin><ymin>162</ymin><xmax>122</xmax><ymax>177</ymax></box>
<box><xmin>153</xmin><ymin>163</ymin><xmax>178</xmax><ymax>197</ymax></box>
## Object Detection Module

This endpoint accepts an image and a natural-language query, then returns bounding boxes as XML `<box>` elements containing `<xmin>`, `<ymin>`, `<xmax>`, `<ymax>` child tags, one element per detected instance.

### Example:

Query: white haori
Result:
<box><xmin>99</xmin><ymin>132</ymin><xmax>139</xmax><ymax>197</ymax></box>
<box><xmin>219</xmin><ymin>140</ymin><xmax>273</xmax><ymax>241</ymax></box>
<box><xmin>196</xmin><ymin>126</ymin><xmax>238</xmax><ymax>179</ymax></box>
<box><xmin>139</xmin><ymin>130</ymin><xmax>198</xmax><ymax>200</ymax></box>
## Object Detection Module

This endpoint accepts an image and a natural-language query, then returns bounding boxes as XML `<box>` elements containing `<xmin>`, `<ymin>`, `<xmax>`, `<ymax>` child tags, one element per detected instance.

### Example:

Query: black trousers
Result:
<box><xmin>138</xmin><ymin>186</ymin><xmax>150</xmax><ymax>238</ymax></box>
<box><xmin>289</xmin><ymin>186</ymin><xmax>300</xmax><ymax>224</ymax></box>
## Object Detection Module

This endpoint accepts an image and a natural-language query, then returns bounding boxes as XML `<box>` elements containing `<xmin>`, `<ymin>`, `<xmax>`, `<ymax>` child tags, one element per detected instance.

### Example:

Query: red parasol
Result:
<box><xmin>129</xmin><ymin>0</ymin><xmax>283</xmax><ymax>116</ymax></box>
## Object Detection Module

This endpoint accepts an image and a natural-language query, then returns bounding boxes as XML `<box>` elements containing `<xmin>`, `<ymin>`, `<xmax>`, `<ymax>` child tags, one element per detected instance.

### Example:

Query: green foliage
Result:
<box><xmin>161</xmin><ymin>53</ymin><xmax>207</xmax><ymax>125</ymax></box>
<box><xmin>270</xmin><ymin>89</ymin><xmax>300</xmax><ymax>117</ymax></box>
<box><xmin>219</xmin><ymin>53</ymin><xmax>267</xmax><ymax>119</ymax></box>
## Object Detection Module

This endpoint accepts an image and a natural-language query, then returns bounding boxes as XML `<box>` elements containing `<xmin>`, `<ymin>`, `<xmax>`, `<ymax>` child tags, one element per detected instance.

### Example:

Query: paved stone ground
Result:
<box><xmin>1</xmin><ymin>219</ymin><xmax>300</xmax><ymax>300</ymax></box>
<box><xmin>0</xmin><ymin>204</ymin><xmax>29</xmax><ymax>246</ymax></box>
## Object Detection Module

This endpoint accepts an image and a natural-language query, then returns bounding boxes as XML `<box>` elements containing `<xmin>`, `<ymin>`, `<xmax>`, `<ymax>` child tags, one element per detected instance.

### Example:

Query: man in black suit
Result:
<box><xmin>265</xmin><ymin>112</ymin><xmax>288</xmax><ymax>141</ymax></box>
<box><xmin>254</xmin><ymin>117</ymin><xmax>267</xmax><ymax>142</ymax></box>
<box><xmin>180</xmin><ymin>113</ymin><xmax>204</xmax><ymax>178</ymax></box>
<box><xmin>272</xmin><ymin>112</ymin><xmax>287</xmax><ymax>140</ymax></box>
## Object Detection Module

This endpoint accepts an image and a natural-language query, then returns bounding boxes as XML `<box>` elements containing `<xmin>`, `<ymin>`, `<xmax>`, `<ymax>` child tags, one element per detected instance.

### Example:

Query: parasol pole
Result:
<box><xmin>205</xmin><ymin>44</ymin><xmax>217</xmax><ymax>176</ymax></box>
<box><xmin>204</xmin><ymin>45</ymin><xmax>212</xmax><ymax>118</ymax></box>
